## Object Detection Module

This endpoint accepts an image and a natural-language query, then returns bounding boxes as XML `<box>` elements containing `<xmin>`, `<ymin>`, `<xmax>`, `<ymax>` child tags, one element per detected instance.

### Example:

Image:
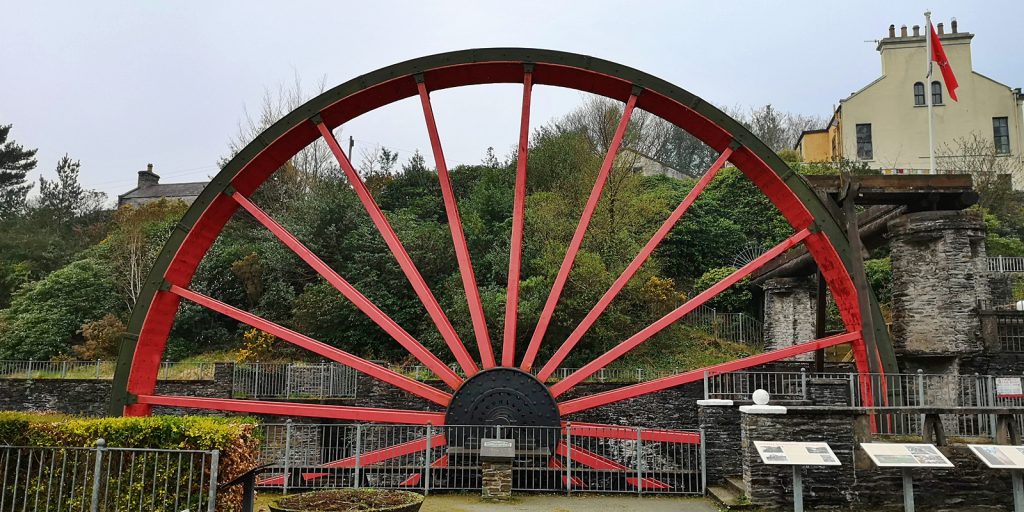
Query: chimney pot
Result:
<box><xmin>951</xmin><ymin>18</ymin><xmax>958</xmax><ymax>33</ymax></box>
<box><xmin>937</xmin><ymin>22</ymin><xmax>944</xmax><ymax>35</ymax></box>
<box><xmin>900</xmin><ymin>25</ymin><xmax>908</xmax><ymax>37</ymax></box>
<box><xmin>147</xmin><ymin>163</ymin><xmax>153</xmax><ymax>172</ymax></box>
<box><xmin>888</xmin><ymin>24</ymin><xmax>896</xmax><ymax>38</ymax></box>
<box><xmin>912</xmin><ymin>25</ymin><xmax>920</xmax><ymax>36</ymax></box>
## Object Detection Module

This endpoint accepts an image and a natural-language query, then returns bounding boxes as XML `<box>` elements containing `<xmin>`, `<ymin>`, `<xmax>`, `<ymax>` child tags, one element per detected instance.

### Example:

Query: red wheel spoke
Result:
<box><xmin>134</xmin><ymin>395</ymin><xmax>445</xmax><ymax>424</ymax></box>
<box><xmin>169</xmin><ymin>284</ymin><xmax>452</xmax><ymax>404</ymax></box>
<box><xmin>558</xmin><ymin>331</ymin><xmax>861</xmax><ymax>414</ymax></box>
<box><xmin>537</xmin><ymin>146</ymin><xmax>735</xmax><ymax>380</ymax></box>
<box><xmin>520</xmin><ymin>91</ymin><xmax>640</xmax><ymax>372</ymax></box>
<box><xmin>315</xmin><ymin>122</ymin><xmax>480</xmax><ymax>376</ymax></box>
<box><xmin>503</xmin><ymin>68</ymin><xmax>534</xmax><ymax>367</ymax></box>
<box><xmin>229</xmin><ymin>191</ymin><xmax>463</xmax><ymax>388</ymax></box>
<box><xmin>416</xmin><ymin>77</ymin><xmax>495</xmax><ymax>368</ymax></box>
<box><xmin>550</xmin><ymin>227</ymin><xmax>813</xmax><ymax>397</ymax></box>
<box><xmin>566</xmin><ymin>422</ymin><xmax>700</xmax><ymax>444</ymax></box>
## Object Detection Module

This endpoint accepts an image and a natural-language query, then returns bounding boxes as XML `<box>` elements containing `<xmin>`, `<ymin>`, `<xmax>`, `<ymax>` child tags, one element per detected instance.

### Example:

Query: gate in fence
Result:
<box><xmin>0</xmin><ymin>439</ymin><xmax>220</xmax><ymax>512</ymax></box>
<box><xmin>256</xmin><ymin>423</ymin><xmax>703</xmax><ymax>495</ymax></box>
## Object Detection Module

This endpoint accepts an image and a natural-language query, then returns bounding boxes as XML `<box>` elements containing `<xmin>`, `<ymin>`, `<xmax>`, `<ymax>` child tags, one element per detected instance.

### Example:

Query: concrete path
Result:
<box><xmin>420</xmin><ymin>494</ymin><xmax>720</xmax><ymax>512</ymax></box>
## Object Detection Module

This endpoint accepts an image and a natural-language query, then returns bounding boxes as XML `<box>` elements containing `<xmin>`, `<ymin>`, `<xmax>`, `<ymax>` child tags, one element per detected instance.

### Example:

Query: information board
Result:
<box><xmin>753</xmin><ymin>441</ymin><xmax>841</xmax><ymax>466</ymax></box>
<box><xmin>968</xmin><ymin>444</ymin><xmax>1024</xmax><ymax>469</ymax></box>
<box><xmin>860</xmin><ymin>443</ymin><xmax>953</xmax><ymax>468</ymax></box>
<box><xmin>996</xmin><ymin>377</ymin><xmax>1024</xmax><ymax>398</ymax></box>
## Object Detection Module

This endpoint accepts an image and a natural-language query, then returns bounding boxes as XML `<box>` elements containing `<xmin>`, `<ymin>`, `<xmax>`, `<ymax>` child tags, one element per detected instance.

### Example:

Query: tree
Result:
<box><xmin>938</xmin><ymin>133</ymin><xmax>1024</xmax><ymax>227</ymax></box>
<box><xmin>72</xmin><ymin>313</ymin><xmax>126</xmax><ymax>359</ymax></box>
<box><xmin>724</xmin><ymin>104</ymin><xmax>824</xmax><ymax>152</ymax></box>
<box><xmin>0</xmin><ymin>124</ymin><xmax>38</xmax><ymax>219</ymax></box>
<box><xmin>37</xmin><ymin>154</ymin><xmax>106</xmax><ymax>225</ymax></box>
<box><xmin>694</xmin><ymin>266</ymin><xmax>752</xmax><ymax>313</ymax></box>
<box><xmin>0</xmin><ymin>258</ymin><xmax>119</xmax><ymax>359</ymax></box>
<box><xmin>103</xmin><ymin>199</ymin><xmax>190</xmax><ymax>309</ymax></box>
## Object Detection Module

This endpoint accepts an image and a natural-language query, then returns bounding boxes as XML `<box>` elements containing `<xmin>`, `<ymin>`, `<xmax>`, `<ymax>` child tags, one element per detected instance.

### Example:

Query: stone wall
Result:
<box><xmin>740</xmin><ymin>407</ymin><xmax>1015</xmax><ymax>510</ymax></box>
<box><xmin>698</xmin><ymin>401</ymin><xmax>741</xmax><ymax>485</ymax></box>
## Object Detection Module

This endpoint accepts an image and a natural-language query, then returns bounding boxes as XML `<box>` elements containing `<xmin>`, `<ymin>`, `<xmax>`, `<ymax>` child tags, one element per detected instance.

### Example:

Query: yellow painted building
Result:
<box><xmin>797</xmin><ymin>20</ymin><xmax>1024</xmax><ymax>187</ymax></box>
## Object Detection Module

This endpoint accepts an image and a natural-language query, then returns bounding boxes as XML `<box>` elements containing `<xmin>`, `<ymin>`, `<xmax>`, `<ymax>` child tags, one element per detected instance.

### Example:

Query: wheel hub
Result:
<box><xmin>444</xmin><ymin>368</ymin><xmax>559</xmax><ymax>427</ymax></box>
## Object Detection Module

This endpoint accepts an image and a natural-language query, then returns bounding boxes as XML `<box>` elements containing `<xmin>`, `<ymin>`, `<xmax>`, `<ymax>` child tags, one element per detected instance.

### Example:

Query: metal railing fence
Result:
<box><xmin>989</xmin><ymin>256</ymin><xmax>1024</xmax><ymax>273</ymax></box>
<box><xmin>702</xmin><ymin>369</ymin><xmax>1024</xmax><ymax>440</ymax></box>
<box><xmin>997</xmin><ymin>316</ymin><xmax>1024</xmax><ymax>352</ymax></box>
<box><xmin>0</xmin><ymin>360</ymin><xmax>214</xmax><ymax>380</ymax></box>
<box><xmin>232</xmin><ymin>362</ymin><xmax>358</xmax><ymax>400</ymax></box>
<box><xmin>0</xmin><ymin>439</ymin><xmax>219</xmax><ymax>512</ymax></box>
<box><xmin>255</xmin><ymin>422</ymin><xmax>703</xmax><ymax>495</ymax></box>
<box><xmin>682</xmin><ymin>304</ymin><xmax>763</xmax><ymax>346</ymax></box>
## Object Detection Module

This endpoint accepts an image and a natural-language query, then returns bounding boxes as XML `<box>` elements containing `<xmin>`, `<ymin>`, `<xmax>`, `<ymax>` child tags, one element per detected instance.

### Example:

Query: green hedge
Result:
<box><xmin>0</xmin><ymin>412</ymin><xmax>261</xmax><ymax>511</ymax></box>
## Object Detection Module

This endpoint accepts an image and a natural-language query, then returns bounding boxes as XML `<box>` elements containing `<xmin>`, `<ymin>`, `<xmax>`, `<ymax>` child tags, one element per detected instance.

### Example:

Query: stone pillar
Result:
<box><xmin>481</xmin><ymin>461</ymin><xmax>512</xmax><ymax>501</ymax></box>
<box><xmin>761</xmin><ymin>276</ymin><xmax>817</xmax><ymax>360</ymax></box>
<box><xmin>698</xmin><ymin>399</ymin><xmax>739</xmax><ymax>485</ymax></box>
<box><xmin>741</xmin><ymin>408</ymin><xmax>868</xmax><ymax>510</ymax></box>
<box><xmin>887</xmin><ymin>210</ymin><xmax>989</xmax><ymax>357</ymax></box>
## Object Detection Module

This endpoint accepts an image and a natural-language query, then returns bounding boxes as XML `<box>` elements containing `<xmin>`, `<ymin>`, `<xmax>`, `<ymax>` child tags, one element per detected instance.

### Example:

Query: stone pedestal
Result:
<box><xmin>887</xmin><ymin>210</ymin><xmax>989</xmax><ymax>357</ymax></box>
<box><xmin>698</xmin><ymin>399</ymin><xmax>739</xmax><ymax>485</ymax></box>
<box><xmin>761</xmin><ymin>277</ymin><xmax>817</xmax><ymax>360</ymax></box>
<box><xmin>806</xmin><ymin>378</ymin><xmax>852</xmax><ymax>406</ymax></box>
<box><xmin>481</xmin><ymin>461</ymin><xmax>512</xmax><ymax>501</ymax></box>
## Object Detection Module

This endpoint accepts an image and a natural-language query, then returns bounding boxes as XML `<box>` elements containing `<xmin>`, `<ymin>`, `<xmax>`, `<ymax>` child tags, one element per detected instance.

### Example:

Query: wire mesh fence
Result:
<box><xmin>0</xmin><ymin>360</ymin><xmax>214</xmax><ymax>380</ymax></box>
<box><xmin>0</xmin><ymin>439</ymin><xmax>219</xmax><ymax>512</ymax></box>
<box><xmin>232</xmin><ymin>362</ymin><xmax>358</xmax><ymax>399</ymax></box>
<box><xmin>255</xmin><ymin>423</ymin><xmax>703</xmax><ymax>495</ymax></box>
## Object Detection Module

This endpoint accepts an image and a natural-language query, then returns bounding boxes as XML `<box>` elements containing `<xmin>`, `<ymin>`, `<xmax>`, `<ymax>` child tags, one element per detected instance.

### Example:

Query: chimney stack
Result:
<box><xmin>912</xmin><ymin>25</ymin><xmax>920</xmax><ymax>36</ymax></box>
<box><xmin>888</xmin><ymin>24</ymin><xmax>896</xmax><ymax>38</ymax></box>
<box><xmin>900</xmin><ymin>25</ymin><xmax>908</xmax><ymax>37</ymax></box>
<box><xmin>937</xmin><ymin>22</ymin><xmax>944</xmax><ymax>35</ymax></box>
<box><xmin>137</xmin><ymin>163</ymin><xmax>159</xmax><ymax>188</ymax></box>
<box><xmin>951</xmin><ymin>18</ymin><xmax>958</xmax><ymax>33</ymax></box>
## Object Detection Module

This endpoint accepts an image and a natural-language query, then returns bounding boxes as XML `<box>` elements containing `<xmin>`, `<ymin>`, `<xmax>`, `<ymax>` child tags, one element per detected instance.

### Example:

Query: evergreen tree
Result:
<box><xmin>0</xmin><ymin>124</ymin><xmax>38</xmax><ymax>219</ymax></box>
<box><xmin>38</xmin><ymin>154</ymin><xmax>105</xmax><ymax>224</ymax></box>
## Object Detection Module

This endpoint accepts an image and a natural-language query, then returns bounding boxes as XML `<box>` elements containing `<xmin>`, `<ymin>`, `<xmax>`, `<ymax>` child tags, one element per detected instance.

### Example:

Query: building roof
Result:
<box><xmin>118</xmin><ymin>181</ymin><xmax>207</xmax><ymax>200</ymax></box>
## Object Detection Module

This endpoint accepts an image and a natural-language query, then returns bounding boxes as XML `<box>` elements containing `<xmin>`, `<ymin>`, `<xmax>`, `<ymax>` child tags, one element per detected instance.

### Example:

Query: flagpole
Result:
<box><xmin>925</xmin><ymin>10</ymin><xmax>936</xmax><ymax>175</ymax></box>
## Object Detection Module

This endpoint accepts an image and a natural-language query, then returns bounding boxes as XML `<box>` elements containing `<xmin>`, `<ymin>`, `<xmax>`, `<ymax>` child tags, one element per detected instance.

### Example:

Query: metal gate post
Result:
<box><xmin>354</xmin><ymin>424</ymin><xmax>362</xmax><ymax>488</ymax></box>
<box><xmin>423</xmin><ymin>424</ymin><xmax>432</xmax><ymax>495</ymax></box>
<box><xmin>283</xmin><ymin>419</ymin><xmax>292</xmax><ymax>494</ymax></box>
<box><xmin>207</xmin><ymin>449</ymin><xmax>221</xmax><ymax>512</ymax></box>
<box><xmin>917</xmin><ymin>370</ymin><xmax>926</xmax><ymax>431</ymax></box>
<box><xmin>565</xmin><ymin>423</ymin><xmax>572</xmax><ymax>495</ymax></box>
<box><xmin>90</xmin><ymin>439</ymin><xmax>106</xmax><ymax>512</ymax></box>
<box><xmin>699</xmin><ymin>428</ymin><xmax>707</xmax><ymax>495</ymax></box>
<box><xmin>285</xmin><ymin>364</ymin><xmax>292</xmax><ymax>398</ymax></box>
<box><xmin>703</xmin><ymin>371</ymin><xmax>710</xmax><ymax>400</ymax></box>
<box><xmin>635</xmin><ymin>427</ymin><xmax>643</xmax><ymax>496</ymax></box>
<box><xmin>801</xmin><ymin>368</ymin><xmax>808</xmax><ymax>400</ymax></box>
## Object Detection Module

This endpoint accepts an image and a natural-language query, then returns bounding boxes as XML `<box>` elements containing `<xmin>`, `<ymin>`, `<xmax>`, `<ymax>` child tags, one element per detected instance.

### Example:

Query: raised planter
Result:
<box><xmin>270</xmin><ymin>489</ymin><xmax>424</xmax><ymax>512</ymax></box>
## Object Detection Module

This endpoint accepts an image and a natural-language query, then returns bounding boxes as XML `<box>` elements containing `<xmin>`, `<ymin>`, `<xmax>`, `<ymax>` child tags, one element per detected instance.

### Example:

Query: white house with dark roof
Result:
<box><xmin>117</xmin><ymin>164</ymin><xmax>208</xmax><ymax>207</ymax></box>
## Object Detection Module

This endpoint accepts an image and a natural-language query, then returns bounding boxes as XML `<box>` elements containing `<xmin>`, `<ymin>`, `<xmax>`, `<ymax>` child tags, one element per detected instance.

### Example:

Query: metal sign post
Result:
<box><xmin>792</xmin><ymin>465</ymin><xmax>804</xmax><ymax>512</ymax></box>
<box><xmin>1013</xmin><ymin>470</ymin><xmax>1024</xmax><ymax>512</ymax></box>
<box><xmin>966</xmin><ymin>444</ymin><xmax>1024</xmax><ymax>512</ymax></box>
<box><xmin>901</xmin><ymin>468</ymin><xmax>915</xmax><ymax>512</ymax></box>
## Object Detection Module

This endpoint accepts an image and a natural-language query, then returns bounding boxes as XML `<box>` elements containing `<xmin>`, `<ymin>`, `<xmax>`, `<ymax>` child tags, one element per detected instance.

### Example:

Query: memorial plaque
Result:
<box><xmin>753</xmin><ymin>441</ymin><xmax>841</xmax><ymax>466</ymax></box>
<box><xmin>968</xmin><ymin>444</ymin><xmax>1024</xmax><ymax>469</ymax></box>
<box><xmin>860</xmin><ymin>443</ymin><xmax>953</xmax><ymax>468</ymax></box>
<box><xmin>480</xmin><ymin>438</ymin><xmax>515</xmax><ymax>462</ymax></box>
<box><xmin>996</xmin><ymin>378</ymin><xmax>1023</xmax><ymax>398</ymax></box>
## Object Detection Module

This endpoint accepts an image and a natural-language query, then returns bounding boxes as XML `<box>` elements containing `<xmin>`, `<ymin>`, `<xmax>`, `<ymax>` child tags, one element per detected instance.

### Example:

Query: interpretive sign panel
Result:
<box><xmin>860</xmin><ymin>443</ymin><xmax>953</xmax><ymax>468</ymax></box>
<box><xmin>996</xmin><ymin>377</ymin><xmax>1024</xmax><ymax>398</ymax></box>
<box><xmin>968</xmin><ymin>444</ymin><xmax>1024</xmax><ymax>469</ymax></box>
<box><xmin>753</xmin><ymin>441</ymin><xmax>841</xmax><ymax>466</ymax></box>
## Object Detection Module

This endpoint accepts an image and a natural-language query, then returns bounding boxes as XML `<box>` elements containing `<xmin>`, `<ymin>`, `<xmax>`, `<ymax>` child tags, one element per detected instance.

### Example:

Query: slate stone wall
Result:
<box><xmin>762</xmin><ymin>276</ymin><xmax>817</xmax><ymax>361</ymax></box>
<box><xmin>698</xmin><ymin>403</ymin><xmax>741</xmax><ymax>485</ymax></box>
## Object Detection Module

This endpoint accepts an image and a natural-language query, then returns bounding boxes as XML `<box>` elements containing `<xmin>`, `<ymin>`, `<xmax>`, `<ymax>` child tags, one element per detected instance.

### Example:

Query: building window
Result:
<box><xmin>856</xmin><ymin>123</ymin><xmax>873</xmax><ymax>160</ymax></box>
<box><xmin>931</xmin><ymin>81</ymin><xmax>943</xmax><ymax>105</ymax></box>
<box><xmin>914</xmin><ymin>82</ymin><xmax>925</xmax><ymax>106</ymax></box>
<box><xmin>993</xmin><ymin>117</ymin><xmax>1010</xmax><ymax>154</ymax></box>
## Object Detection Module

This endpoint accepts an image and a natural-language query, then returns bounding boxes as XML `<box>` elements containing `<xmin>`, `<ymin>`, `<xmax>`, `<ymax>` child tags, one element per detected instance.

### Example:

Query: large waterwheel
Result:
<box><xmin>110</xmin><ymin>49</ymin><xmax>894</xmax><ymax>431</ymax></box>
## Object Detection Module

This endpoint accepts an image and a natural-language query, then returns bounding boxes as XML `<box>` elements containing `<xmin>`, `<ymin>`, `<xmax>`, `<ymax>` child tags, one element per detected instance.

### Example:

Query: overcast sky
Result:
<box><xmin>3</xmin><ymin>1</ymin><xmax>1021</xmax><ymax>201</ymax></box>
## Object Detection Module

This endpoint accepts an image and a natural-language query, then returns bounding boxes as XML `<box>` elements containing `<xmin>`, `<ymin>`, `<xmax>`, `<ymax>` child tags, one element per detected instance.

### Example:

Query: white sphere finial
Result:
<box><xmin>752</xmin><ymin>389</ymin><xmax>770</xmax><ymax>405</ymax></box>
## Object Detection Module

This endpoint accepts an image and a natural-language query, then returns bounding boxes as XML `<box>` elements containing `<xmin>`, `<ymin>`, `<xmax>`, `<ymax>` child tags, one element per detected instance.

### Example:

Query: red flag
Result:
<box><xmin>929</xmin><ymin>22</ymin><xmax>959</xmax><ymax>101</ymax></box>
